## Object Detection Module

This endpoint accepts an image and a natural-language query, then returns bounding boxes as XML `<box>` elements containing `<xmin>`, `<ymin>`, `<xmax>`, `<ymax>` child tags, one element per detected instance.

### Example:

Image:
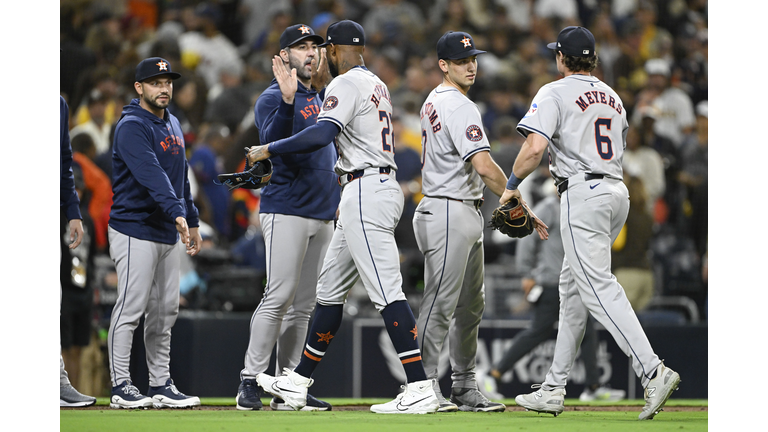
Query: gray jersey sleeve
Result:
<box><xmin>317</xmin><ymin>77</ymin><xmax>361</xmax><ymax>132</ymax></box>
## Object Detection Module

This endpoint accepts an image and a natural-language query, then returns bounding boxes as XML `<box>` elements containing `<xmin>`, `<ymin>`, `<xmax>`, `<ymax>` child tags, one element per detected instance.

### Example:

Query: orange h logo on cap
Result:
<box><xmin>461</xmin><ymin>37</ymin><xmax>472</xmax><ymax>48</ymax></box>
<box><xmin>156</xmin><ymin>61</ymin><xmax>168</xmax><ymax>71</ymax></box>
<box><xmin>299</xmin><ymin>25</ymin><xmax>310</xmax><ymax>34</ymax></box>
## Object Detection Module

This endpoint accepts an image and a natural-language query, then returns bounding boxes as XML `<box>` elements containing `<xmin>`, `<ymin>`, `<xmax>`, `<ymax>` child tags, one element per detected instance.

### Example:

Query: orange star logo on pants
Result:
<box><xmin>317</xmin><ymin>331</ymin><xmax>334</xmax><ymax>344</ymax></box>
<box><xmin>410</xmin><ymin>326</ymin><xmax>418</xmax><ymax>340</ymax></box>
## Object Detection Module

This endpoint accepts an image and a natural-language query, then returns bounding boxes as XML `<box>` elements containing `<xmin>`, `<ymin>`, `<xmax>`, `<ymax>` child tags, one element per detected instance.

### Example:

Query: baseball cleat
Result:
<box><xmin>270</xmin><ymin>394</ymin><xmax>332</xmax><ymax>411</ymax></box>
<box><xmin>236</xmin><ymin>378</ymin><xmax>263</xmax><ymax>410</ymax></box>
<box><xmin>60</xmin><ymin>384</ymin><xmax>96</xmax><ymax>407</ymax></box>
<box><xmin>451</xmin><ymin>387</ymin><xmax>506</xmax><ymax>412</ymax></box>
<box><xmin>514</xmin><ymin>384</ymin><xmax>565</xmax><ymax>416</ymax></box>
<box><xmin>110</xmin><ymin>380</ymin><xmax>153</xmax><ymax>409</ymax></box>
<box><xmin>370</xmin><ymin>379</ymin><xmax>440</xmax><ymax>414</ymax></box>
<box><xmin>638</xmin><ymin>363</ymin><xmax>681</xmax><ymax>420</ymax></box>
<box><xmin>147</xmin><ymin>379</ymin><xmax>200</xmax><ymax>408</ymax></box>
<box><xmin>579</xmin><ymin>386</ymin><xmax>626</xmax><ymax>402</ymax></box>
<box><xmin>256</xmin><ymin>368</ymin><xmax>313</xmax><ymax>411</ymax></box>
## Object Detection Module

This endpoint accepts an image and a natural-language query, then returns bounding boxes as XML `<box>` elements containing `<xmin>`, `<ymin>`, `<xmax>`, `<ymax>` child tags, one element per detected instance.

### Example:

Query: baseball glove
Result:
<box><xmin>488</xmin><ymin>197</ymin><xmax>534</xmax><ymax>239</ymax></box>
<box><xmin>215</xmin><ymin>152</ymin><xmax>273</xmax><ymax>191</ymax></box>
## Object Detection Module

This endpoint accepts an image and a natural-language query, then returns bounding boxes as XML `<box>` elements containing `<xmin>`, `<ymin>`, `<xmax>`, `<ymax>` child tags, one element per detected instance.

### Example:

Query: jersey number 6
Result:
<box><xmin>594</xmin><ymin>118</ymin><xmax>614</xmax><ymax>160</ymax></box>
<box><xmin>379</xmin><ymin>110</ymin><xmax>395</xmax><ymax>153</ymax></box>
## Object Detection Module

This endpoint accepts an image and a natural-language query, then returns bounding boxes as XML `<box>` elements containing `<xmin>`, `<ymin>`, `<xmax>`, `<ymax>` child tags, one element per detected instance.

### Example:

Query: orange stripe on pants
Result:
<box><xmin>401</xmin><ymin>356</ymin><xmax>422</xmax><ymax>364</ymax></box>
<box><xmin>304</xmin><ymin>350</ymin><xmax>322</xmax><ymax>362</ymax></box>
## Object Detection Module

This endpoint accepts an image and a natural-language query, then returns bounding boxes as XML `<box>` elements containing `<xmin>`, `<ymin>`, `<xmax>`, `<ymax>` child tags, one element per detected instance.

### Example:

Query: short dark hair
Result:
<box><xmin>558</xmin><ymin>50</ymin><xmax>599</xmax><ymax>73</ymax></box>
<box><xmin>71</xmin><ymin>133</ymin><xmax>95</xmax><ymax>154</ymax></box>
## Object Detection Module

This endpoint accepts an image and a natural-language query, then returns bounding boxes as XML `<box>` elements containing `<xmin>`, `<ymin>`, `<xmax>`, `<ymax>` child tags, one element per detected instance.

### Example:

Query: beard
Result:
<box><xmin>289</xmin><ymin>55</ymin><xmax>313</xmax><ymax>81</ymax></box>
<box><xmin>328</xmin><ymin>56</ymin><xmax>339</xmax><ymax>78</ymax></box>
<box><xmin>144</xmin><ymin>92</ymin><xmax>171</xmax><ymax>110</ymax></box>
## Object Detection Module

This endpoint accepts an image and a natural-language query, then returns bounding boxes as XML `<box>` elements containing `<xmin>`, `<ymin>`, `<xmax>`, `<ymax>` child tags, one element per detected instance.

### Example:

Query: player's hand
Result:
<box><xmin>175</xmin><ymin>216</ymin><xmax>190</xmax><ymax>247</ymax></box>
<box><xmin>187</xmin><ymin>227</ymin><xmax>202</xmax><ymax>256</ymax></box>
<box><xmin>521</xmin><ymin>278</ymin><xmax>536</xmax><ymax>296</ymax></box>
<box><xmin>272</xmin><ymin>55</ymin><xmax>297</xmax><ymax>104</ymax></box>
<box><xmin>500</xmin><ymin>189</ymin><xmax>549</xmax><ymax>240</ymax></box>
<box><xmin>247</xmin><ymin>145</ymin><xmax>271</xmax><ymax>164</ymax></box>
<box><xmin>311</xmin><ymin>48</ymin><xmax>331</xmax><ymax>90</ymax></box>
<box><xmin>68</xmin><ymin>219</ymin><xmax>84</xmax><ymax>249</ymax></box>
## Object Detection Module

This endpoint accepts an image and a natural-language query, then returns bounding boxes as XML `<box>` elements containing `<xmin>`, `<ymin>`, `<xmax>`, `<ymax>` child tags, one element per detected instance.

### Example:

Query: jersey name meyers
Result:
<box><xmin>575</xmin><ymin>90</ymin><xmax>623</xmax><ymax>114</ymax></box>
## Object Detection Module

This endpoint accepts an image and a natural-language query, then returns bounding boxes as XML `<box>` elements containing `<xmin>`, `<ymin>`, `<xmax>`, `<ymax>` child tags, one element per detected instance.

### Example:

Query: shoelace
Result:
<box><xmin>124</xmin><ymin>383</ymin><xmax>142</xmax><ymax>397</ymax></box>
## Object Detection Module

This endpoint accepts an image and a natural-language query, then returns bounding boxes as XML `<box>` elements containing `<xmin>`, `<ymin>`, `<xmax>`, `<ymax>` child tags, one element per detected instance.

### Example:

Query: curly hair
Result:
<box><xmin>560</xmin><ymin>51</ymin><xmax>599</xmax><ymax>73</ymax></box>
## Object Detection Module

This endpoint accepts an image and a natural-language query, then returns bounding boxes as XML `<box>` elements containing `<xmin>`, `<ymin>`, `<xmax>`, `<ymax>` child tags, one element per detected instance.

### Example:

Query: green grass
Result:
<box><xmin>60</xmin><ymin>398</ymin><xmax>708</xmax><ymax>432</ymax></box>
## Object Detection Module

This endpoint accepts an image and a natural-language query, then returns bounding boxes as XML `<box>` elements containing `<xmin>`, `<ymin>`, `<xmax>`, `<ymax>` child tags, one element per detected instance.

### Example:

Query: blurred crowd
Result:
<box><xmin>60</xmin><ymin>0</ymin><xmax>707</xmax><ymax>394</ymax></box>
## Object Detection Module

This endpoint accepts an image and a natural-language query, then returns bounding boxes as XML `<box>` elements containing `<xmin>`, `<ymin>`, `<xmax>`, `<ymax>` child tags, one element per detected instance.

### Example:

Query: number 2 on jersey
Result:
<box><xmin>379</xmin><ymin>110</ymin><xmax>394</xmax><ymax>152</ymax></box>
<box><xmin>594</xmin><ymin>118</ymin><xmax>613</xmax><ymax>160</ymax></box>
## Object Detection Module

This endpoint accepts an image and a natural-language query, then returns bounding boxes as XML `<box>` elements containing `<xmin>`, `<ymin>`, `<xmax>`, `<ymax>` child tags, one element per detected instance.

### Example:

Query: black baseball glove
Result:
<box><xmin>488</xmin><ymin>197</ymin><xmax>534</xmax><ymax>239</ymax></box>
<box><xmin>215</xmin><ymin>150</ymin><xmax>273</xmax><ymax>191</ymax></box>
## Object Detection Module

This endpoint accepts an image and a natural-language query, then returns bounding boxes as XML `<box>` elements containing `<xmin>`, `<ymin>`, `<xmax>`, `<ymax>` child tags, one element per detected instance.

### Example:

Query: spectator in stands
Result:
<box><xmin>623</xmin><ymin>120</ymin><xmax>665</xmax><ymax>216</ymax></box>
<box><xmin>189</xmin><ymin>123</ymin><xmax>233</xmax><ymax>242</ymax></box>
<box><xmin>678</xmin><ymin>100</ymin><xmax>708</xmax><ymax>261</ymax></box>
<box><xmin>70</xmin><ymin>89</ymin><xmax>112</xmax><ymax>156</ymax></box>
<box><xmin>70</xmin><ymin>133</ymin><xmax>113</xmax><ymax>253</ymax></box>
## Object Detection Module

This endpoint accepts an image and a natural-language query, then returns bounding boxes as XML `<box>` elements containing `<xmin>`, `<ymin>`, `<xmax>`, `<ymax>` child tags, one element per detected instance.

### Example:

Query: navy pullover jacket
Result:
<box><xmin>109</xmin><ymin>99</ymin><xmax>199</xmax><ymax>245</ymax></box>
<box><xmin>255</xmin><ymin>79</ymin><xmax>340</xmax><ymax>221</ymax></box>
<box><xmin>60</xmin><ymin>96</ymin><xmax>82</xmax><ymax>221</ymax></box>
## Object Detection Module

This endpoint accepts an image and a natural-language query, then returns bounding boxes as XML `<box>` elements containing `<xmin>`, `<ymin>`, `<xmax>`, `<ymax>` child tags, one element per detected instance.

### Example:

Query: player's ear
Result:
<box><xmin>438</xmin><ymin>59</ymin><xmax>449</xmax><ymax>73</ymax></box>
<box><xmin>279</xmin><ymin>49</ymin><xmax>290</xmax><ymax>63</ymax></box>
<box><xmin>134</xmin><ymin>81</ymin><xmax>143</xmax><ymax>96</ymax></box>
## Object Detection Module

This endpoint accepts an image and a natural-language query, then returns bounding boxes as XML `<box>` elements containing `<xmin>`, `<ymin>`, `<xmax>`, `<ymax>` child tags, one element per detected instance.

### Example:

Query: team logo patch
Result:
<box><xmin>298</xmin><ymin>25</ymin><xmax>310</xmax><ymax>34</ymax></box>
<box><xmin>522</xmin><ymin>103</ymin><xmax>538</xmax><ymax>119</ymax></box>
<box><xmin>156</xmin><ymin>61</ymin><xmax>168</xmax><ymax>71</ymax></box>
<box><xmin>323</xmin><ymin>96</ymin><xmax>339</xmax><ymax>111</ymax></box>
<box><xmin>465</xmin><ymin>124</ymin><xmax>483</xmax><ymax>142</ymax></box>
<box><xmin>461</xmin><ymin>37</ymin><xmax>472</xmax><ymax>48</ymax></box>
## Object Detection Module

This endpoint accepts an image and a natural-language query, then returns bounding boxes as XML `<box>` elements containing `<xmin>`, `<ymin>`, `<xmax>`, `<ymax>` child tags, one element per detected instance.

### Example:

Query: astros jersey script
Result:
<box><xmin>317</xmin><ymin>66</ymin><xmax>398</xmax><ymax>175</ymax></box>
<box><xmin>419</xmin><ymin>85</ymin><xmax>490</xmax><ymax>199</ymax></box>
<box><xmin>517</xmin><ymin>75</ymin><xmax>628</xmax><ymax>181</ymax></box>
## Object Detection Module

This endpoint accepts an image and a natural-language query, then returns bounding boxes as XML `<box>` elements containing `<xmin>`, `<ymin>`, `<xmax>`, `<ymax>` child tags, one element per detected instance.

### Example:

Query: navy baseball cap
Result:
<box><xmin>135</xmin><ymin>57</ymin><xmax>181</xmax><ymax>82</ymax></box>
<box><xmin>547</xmin><ymin>26</ymin><xmax>596</xmax><ymax>57</ymax></box>
<box><xmin>280</xmin><ymin>24</ymin><xmax>325</xmax><ymax>49</ymax></box>
<box><xmin>436</xmin><ymin>31</ymin><xmax>486</xmax><ymax>60</ymax></box>
<box><xmin>318</xmin><ymin>20</ymin><xmax>365</xmax><ymax>47</ymax></box>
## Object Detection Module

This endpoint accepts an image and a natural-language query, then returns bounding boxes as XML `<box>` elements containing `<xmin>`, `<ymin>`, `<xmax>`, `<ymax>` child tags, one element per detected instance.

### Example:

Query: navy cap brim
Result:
<box><xmin>283</xmin><ymin>34</ymin><xmax>325</xmax><ymax>49</ymax></box>
<box><xmin>138</xmin><ymin>71</ymin><xmax>181</xmax><ymax>82</ymax></box>
<box><xmin>444</xmin><ymin>48</ymin><xmax>486</xmax><ymax>60</ymax></box>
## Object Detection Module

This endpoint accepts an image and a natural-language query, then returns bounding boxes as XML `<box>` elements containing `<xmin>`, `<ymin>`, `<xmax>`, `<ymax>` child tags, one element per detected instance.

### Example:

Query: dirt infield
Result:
<box><xmin>64</xmin><ymin>405</ymin><xmax>708</xmax><ymax>412</ymax></box>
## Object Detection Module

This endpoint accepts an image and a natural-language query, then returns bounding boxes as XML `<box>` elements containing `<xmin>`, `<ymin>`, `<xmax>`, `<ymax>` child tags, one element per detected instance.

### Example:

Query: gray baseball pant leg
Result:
<box><xmin>545</xmin><ymin>180</ymin><xmax>660</xmax><ymax>390</ymax></box>
<box><xmin>414</xmin><ymin>199</ymin><xmax>484</xmax><ymax>388</ymax></box>
<box><xmin>448</xmin><ymin>236</ymin><xmax>485</xmax><ymax>390</ymax></box>
<box><xmin>241</xmin><ymin>214</ymin><xmax>333</xmax><ymax>379</ymax></box>
<box><xmin>108</xmin><ymin>227</ymin><xmax>179</xmax><ymax>387</ymax></box>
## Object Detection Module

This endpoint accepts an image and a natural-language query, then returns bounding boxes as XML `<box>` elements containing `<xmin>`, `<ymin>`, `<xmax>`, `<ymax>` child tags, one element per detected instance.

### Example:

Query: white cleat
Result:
<box><xmin>256</xmin><ymin>368</ymin><xmax>312</xmax><ymax>411</ymax></box>
<box><xmin>514</xmin><ymin>384</ymin><xmax>565</xmax><ymax>417</ymax></box>
<box><xmin>639</xmin><ymin>363</ymin><xmax>681</xmax><ymax>420</ymax></box>
<box><xmin>370</xmin><ymin>379</ymin><xmax>440</xmax><ymax>414</ymax></box>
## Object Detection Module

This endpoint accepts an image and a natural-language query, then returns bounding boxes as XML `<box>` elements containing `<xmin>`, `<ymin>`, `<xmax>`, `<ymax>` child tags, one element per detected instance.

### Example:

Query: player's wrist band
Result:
<box><xmin>506</xmin><ymin>174</ymin><xmax>523</xmax><ymax>190</ymax></box>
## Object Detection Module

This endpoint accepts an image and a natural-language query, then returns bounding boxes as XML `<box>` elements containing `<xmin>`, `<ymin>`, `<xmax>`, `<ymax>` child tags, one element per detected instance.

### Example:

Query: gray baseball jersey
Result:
<box><xmin>518</xmin><ymin>74</ymin><xmax>662</xmax><ymax>389</ymax></box>
<box><xmin>518</xmin><ymin>75</ymin><xmax>627</xmax><ymax>182</ymax></box>
<box><xmin>413</xmin><ymin>84</ymin><xmax>492</xmax><ymax>391</ymax></box>
<box><xmin>317</xmin><ymin>66</ymin><xmax>398</xmax><ymax>175</ymax></box>
<box><xmin>419</xmin><ymin>85</ymin><xmax>490</xmax><ymax>199</ymax></box>
<box><xmin>313</xmin><ymin>66</ymin><xmax>407</xmax><ymax>312</ymax></box>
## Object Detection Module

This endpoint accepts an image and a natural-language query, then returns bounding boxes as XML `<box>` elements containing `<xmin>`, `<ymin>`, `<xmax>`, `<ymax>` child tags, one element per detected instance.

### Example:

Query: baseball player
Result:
<box><xmin>236</xmin><ymin>24</ymin><xmax>338</xmax><ymax>412</ymax></box>
<box><xmin>501</xmin><ymin>27</ymin><xmax>680</xmax><ymax>420</ymax></box>
<box><xmin>107</xmin><ymin>57</ymin><xmax>202</xmax><ymax>409</ymax></box>
<box><xmin>413</xmin><ymin>31</ymin><xmax>507</xmax><ymax>413</ymax></box>
<box><xmin>247</xmin><ymin>20</ymin><xmax>439</xmax><ymax>414</ymax></box>
<box><xmin>489</xmin><ymin>180</ymin><xmax>625</xmax><ymax>403</ymax></box>
<box><xmin>59</xmin><ymin>95</ymin><xmax>97</xmax><ymax>408</ymax></box>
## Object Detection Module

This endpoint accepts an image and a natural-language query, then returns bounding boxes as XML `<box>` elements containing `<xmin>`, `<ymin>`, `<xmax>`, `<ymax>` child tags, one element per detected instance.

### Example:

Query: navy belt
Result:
<box><xmin>339</xmin><ymin>166</ymin><xmax>391</xmax><ymax>185</ymax></box>
<box><xmin>557</xmin><ymin>173</ymin><xmax>604</xmax><ymax>195</ymax></box>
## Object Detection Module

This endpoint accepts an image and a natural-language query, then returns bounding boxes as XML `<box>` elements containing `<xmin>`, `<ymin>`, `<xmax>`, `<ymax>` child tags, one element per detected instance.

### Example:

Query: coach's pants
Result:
<box><xmin>107</xmin><ymin>227</ymin><xmax>180</xmax><ymax>388</ymax></box>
